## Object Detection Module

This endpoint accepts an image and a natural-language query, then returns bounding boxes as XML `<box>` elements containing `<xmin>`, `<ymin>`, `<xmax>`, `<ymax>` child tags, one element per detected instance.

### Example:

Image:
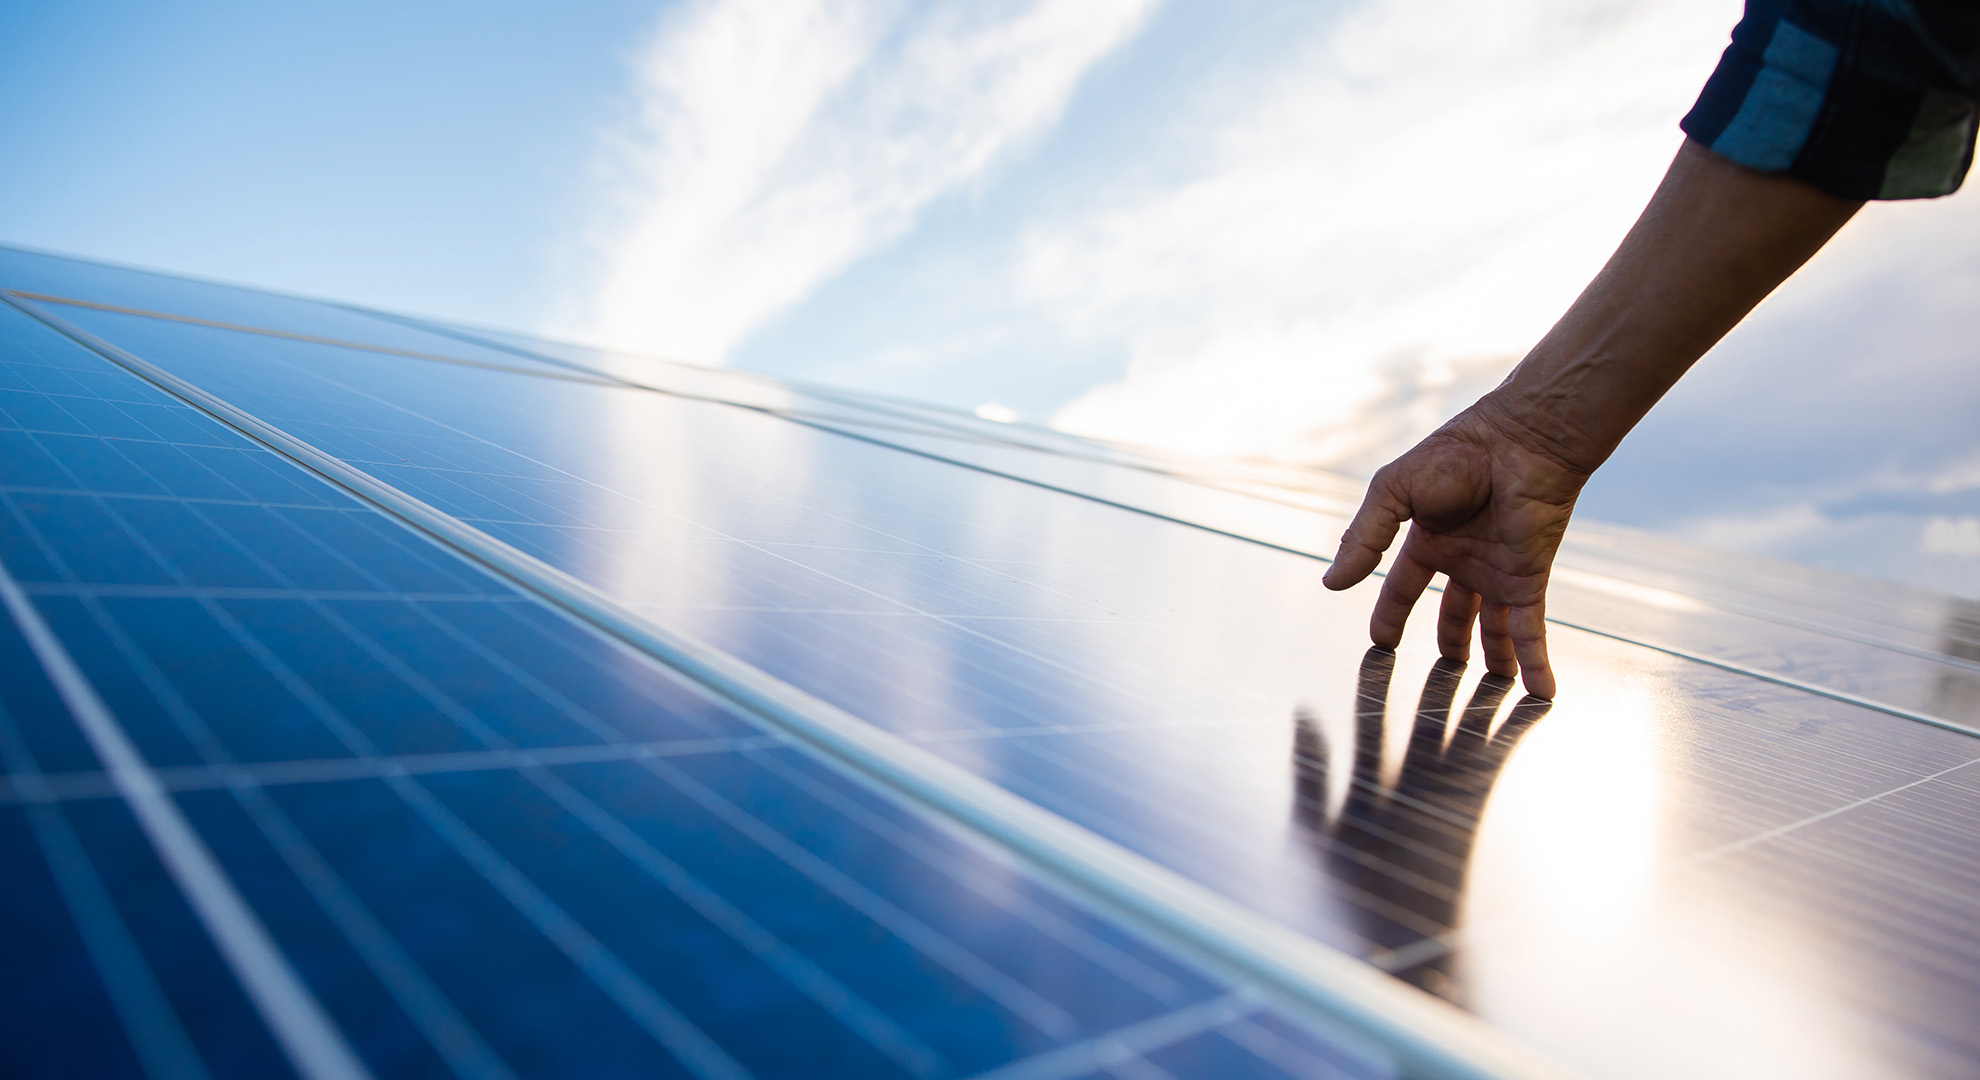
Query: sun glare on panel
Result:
<box><xmin>1470</xmin><ymin>675</ymin><xmax>1663</xmax><ymax>935</ymax></box>
<box><xmin>1461</xmin><ymin>651</ymin><xmax>1877</xmax><ymax>1078</ymax></box>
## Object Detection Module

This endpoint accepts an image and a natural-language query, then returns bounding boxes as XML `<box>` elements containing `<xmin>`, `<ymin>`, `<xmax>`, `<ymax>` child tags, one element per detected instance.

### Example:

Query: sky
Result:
<box><xmin>3</xmin><ymin>0</ymin><xmax>1977</xmax><ymax>596</ymax></box>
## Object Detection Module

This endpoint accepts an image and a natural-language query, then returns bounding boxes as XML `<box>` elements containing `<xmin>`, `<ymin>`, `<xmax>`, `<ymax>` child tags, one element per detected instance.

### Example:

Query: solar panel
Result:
<box><xmin>4</xmin><ymin>248</ymin><xmax>1979</xmax><ymax>1079</ymax></box>
<box><xmin>0</xmin><ymin>297</ymin><xmax>1391</xmax><ymax>1079</ymax></box>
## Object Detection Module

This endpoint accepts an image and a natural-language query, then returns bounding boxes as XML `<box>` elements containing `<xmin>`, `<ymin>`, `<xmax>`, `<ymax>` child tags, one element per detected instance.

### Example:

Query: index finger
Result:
<box><xmin>1324</xmin><ymin>473</ymin><xmax>1409</xmax><ymax>590</ymax></box>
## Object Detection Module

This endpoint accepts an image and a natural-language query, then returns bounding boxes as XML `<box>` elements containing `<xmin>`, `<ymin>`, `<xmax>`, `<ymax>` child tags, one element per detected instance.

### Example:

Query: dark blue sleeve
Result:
<box><xmin>1681</xmin><ymin>0</ymin><xmax>1980</xmax><ymax>199</ymax></box>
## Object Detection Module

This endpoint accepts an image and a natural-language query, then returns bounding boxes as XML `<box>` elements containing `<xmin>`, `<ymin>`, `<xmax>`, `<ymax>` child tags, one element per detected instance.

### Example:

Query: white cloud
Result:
<box><xmin>551</xmin><ymin>0</ymin><xmax>1980</xmax><ymax>595</ymax></box>
<box><xmin>1026</xmin><ymin>0</ymin><xmax>1742</xmax><ymax>464</ymax></box>
<box><xmin>1922</xmin><ymin>516</ymin><xmax>1980</xmax><ymax>558</ymax></box>
<box><xmin>562</xmin><ymin>0</ymin><xmax>1155</xmax><ymax>363</ymax></box>
<box><xmin>1928</xmin><ymin>454</ymin><xmax>1980</xmax><ymax>496</ymax></box>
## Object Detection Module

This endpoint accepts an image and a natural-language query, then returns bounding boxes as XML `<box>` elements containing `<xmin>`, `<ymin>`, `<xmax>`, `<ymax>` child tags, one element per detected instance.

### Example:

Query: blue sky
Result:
<box><xmin>4</xmin><ymin>0</ymin><xmax>1978</xmax><ymax>595</ymax></box>
<box><xmin>0</xmin><ymin>0</ymin><xmax>655</xmax><ymax>322</ymax></box>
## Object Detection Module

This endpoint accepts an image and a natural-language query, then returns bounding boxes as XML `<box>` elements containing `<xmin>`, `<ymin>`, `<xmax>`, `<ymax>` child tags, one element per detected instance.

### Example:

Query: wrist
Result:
<box><xmin>1468</xmin><ymin>378</ymin><xmax>1610</xmax><ymax>480</ymax></box>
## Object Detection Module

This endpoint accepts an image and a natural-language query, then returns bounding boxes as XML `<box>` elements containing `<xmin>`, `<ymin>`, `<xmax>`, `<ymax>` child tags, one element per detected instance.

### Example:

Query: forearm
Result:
<box><xmin>1476</xmin><ymin>139</ymin><xmax>1862</xmax><ymax>475</ymax></box>
<box><xmin>1328</xmin><ymin>0</ymin><xmax>1977</xmax><ymax>697</ymax></box>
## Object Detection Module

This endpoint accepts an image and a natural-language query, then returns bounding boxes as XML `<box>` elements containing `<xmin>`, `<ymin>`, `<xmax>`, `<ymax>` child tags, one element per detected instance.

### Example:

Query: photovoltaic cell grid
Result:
<box><xmin>46</xmin><ymin>297</ymin><xmax>1980</xmax><ymax>875</ymax></box>
<box><xmin>26</xmin><ymin>282</ymin><xmax>1980</xmax><ymax>1077</ymax></box>
<box><xmin>0</xmin><ymin>300</ymin><xmax>1378</xmax><ymax>1079</ymax></box>
<box><xmin>3</xmin><ymin>247</ymin><xmax>1980</xmax><ymax>1078</ymax></box>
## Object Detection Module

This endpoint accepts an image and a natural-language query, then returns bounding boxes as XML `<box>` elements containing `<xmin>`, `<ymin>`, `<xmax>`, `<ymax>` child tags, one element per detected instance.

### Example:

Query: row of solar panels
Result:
<box><xmin>3</xmin><ymin>244</ymin><xmax>1977</xmax><ymax>1079</ymax></box>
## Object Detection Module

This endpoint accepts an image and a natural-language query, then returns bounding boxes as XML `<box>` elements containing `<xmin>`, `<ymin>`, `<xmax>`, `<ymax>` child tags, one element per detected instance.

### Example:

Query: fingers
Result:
<box><xmin>1478</xmin><ymin>600</ymin><xmax>1517</xmax><ymax>679</ymax></box>
<box><xmin>1324</xmin><ymin>474</ymin><xmax>1408</xmax><ymax>591</ymax></box>
<box><xmin>1436</xmin><ymin>582</ymin><xmax>1480</xmax><ymax>661</ymax></box>
<box><xmin>1369</xmin><ymin>546</ymin><xmax>1435</xmax><ymax>649</ymax></box>
<box><xmin>1509</xmin><ymin>602</ymin><xmax>1556</xmax><ymax>699</ymax></box>
<box><xmin>1376</xmin><ymin>569</ymin><xmax>1559</xmax><ymax>699</ymax></box>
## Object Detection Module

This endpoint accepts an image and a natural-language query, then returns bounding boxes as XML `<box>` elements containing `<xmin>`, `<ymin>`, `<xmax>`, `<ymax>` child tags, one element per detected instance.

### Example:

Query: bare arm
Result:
<box><xmin>1322</xmin><ymin>139</ymin><xmax>1863</xmax><ymax>698</ymax></box>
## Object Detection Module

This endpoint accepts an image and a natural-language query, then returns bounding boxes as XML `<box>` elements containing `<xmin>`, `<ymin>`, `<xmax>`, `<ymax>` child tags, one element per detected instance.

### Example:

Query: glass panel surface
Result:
<box><xmin>36</xmin><ymin>296</ymin><xmax>1980</xmax><ymax>1077</ymax></box>
<box><xmin>17</xmin><ymin>254</ymin><xmax>1964</xmax><ymax>702</ymax></box>
<box><xmin>0</xmin><ymin>302</ymin><xmax>1373</xmax><ymax>1079</ymax></box>
<box><xmin>459</xmin><ymin>324</ymin><xmax>1980</xmax><ymax>685</ymax></box>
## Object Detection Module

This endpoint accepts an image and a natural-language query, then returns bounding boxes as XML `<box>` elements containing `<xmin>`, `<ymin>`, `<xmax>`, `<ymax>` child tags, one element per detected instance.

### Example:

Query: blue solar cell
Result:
<box><xmin>0</xmin><ymin>593</ymin><xmax>100</xmax><ymax>775</ymax></box>
<box><xmin>0</xmin><ymin>807</ymin><xmax>154</xmax><ymax>1079</ymax></box>
<box><xmin>63</xmin><ymin>795</ymin><xmax>299</xmax><ymax>1079</ymax></box>
<box><xmin>0</xmin><ymin>430</ymin><xmax>78</xmax><ymax>490</ymax></box>
<box><xmin>32</xmin><ymin>594</ymin><xmax>225</xmax><ymax>769</ymax></box>
<box><xmin>272</xmin><ymin>775</ymin><xmax>717</xmax><ymax>1079</ymax></box>
<box><xmin>29</xmin><ymin>395</ymin><xmax>162</xmax><ymax>442</ymax></box>
<box><xmin>188</xmin><ymin>504</ymin><xmax>380</xmax><ymax>592</ymax></box>
<box><xmin>14</xmin><ymin>494</ymin><xmax>181</xmax><ymax>586</ymax></box>
<box><xmin>1</xmin><ymin>388</ymin><xmax>93</xmax><ymax>434</ymax></box>
<box><xmin>36</xmin><ymin>436</ymin><xmax>169</xmax><ymax>495</ymax></box>
<box><xmin>172</xmin><ymin>787</ymin><xmax>461</xmax><ymax>1078</ymax></box>
<box><xmin>104</xmin><ymin>442</ymin><xmax>258</xmax><ymax>503</ymax></box>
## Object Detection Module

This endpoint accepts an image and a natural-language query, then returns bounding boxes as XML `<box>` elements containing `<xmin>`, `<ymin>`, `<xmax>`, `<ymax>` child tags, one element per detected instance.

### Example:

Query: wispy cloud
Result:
<box><xmin>1025</xmin><ymin>0</ymin><xmax>1740</xmax><ymax>463</ymax></box>
<box><xmin>554</xmin><ymin>0</ymin><xmax>1980</xmax><ymax>594</ymax></box>
<box><xmin>562</xmin><ymin>0</ymin><xmax>1155</xmax><ymax>363</ymax></box>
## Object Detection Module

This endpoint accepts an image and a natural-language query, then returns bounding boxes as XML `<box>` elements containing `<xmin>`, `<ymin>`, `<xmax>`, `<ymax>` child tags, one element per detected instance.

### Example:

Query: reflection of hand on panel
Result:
<box><xmin>1292</xmin><ymin>647</ymin><xmax>1550</xmax><ymax>1003</ymax></box>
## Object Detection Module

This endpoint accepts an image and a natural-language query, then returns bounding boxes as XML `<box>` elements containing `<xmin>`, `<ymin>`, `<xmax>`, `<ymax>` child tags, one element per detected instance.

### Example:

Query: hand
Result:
<box><xmin>1321</xmin><ymin>396</ymin><xmax>1588</xmax><ymax>699</ymax></box>
<box><xmin>1316</xmin><ymin>141</ymin><xmax>1862</xmax><ymax>700</ymax></box>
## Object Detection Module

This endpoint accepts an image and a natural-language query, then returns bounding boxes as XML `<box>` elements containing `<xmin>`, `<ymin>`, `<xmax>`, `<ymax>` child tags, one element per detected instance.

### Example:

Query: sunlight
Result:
<box><xmin>1471</xmin><ymin>669</ymin><xmax>1663</xmax><ymax>934</ymax></box>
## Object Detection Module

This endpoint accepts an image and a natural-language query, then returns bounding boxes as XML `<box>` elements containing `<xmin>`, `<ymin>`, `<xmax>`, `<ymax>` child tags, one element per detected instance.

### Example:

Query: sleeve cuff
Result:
<box><xmin>1680</xmin><ymin>0</ymin><xmax>1978</xmax><ymax>200</ymax></box>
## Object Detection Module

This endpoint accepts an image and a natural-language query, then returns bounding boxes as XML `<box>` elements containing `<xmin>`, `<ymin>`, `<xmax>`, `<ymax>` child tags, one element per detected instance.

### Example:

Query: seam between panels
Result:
<box><xmin>0</xmin><ymin>548</ymin><xmax>374</xmax><ymax>1080</ymax></box>
<box><xmin>6</xmin><ymin>298</ymin><xmax>1582</xmax><ymax>1080</ymax></box>
<box><xmin>1542</xmin><ymin>616</ymin><xmax>1980</xmax><ymax>740</ymax></box>
<box><xmin>14</xmin><ymin>289</ymin><xmax>1980</xmax><ymax>739</ymax></box>
<box><xmin>356</xmin><ymin>304</ymin><xmax>1364</xmax><ymax>514</ymax></box>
